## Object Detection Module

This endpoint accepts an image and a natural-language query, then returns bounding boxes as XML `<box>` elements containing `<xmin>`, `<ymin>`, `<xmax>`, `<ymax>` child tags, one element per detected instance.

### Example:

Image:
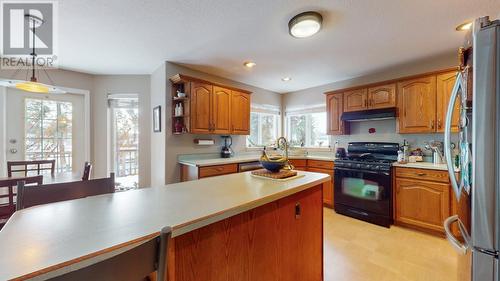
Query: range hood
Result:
<box><xmin>341</xmin><ymin>107</ymin><xmax>397</xmax><ymax>122</ymax></box>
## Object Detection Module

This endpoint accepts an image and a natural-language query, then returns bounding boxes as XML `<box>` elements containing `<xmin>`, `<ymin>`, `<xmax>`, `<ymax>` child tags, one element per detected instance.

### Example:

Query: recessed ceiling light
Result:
<box><xmin>282</xmin><ymin>77</ymin><xmax>292</xmax><ymax>82</ymax></box>
<box><xmin>456</xmin><ymin>21</ymin><xmax>472</xmax><ymax>31</ymax></box>
<box><xmin>289</xmin><ymin>11</ymin><xmax>323</xmax><ymax>38</ymax></box>
<box><xmin>243</xmin><ymin>61</ymin><xmax>256</xmax><ymax>68</ymax></box>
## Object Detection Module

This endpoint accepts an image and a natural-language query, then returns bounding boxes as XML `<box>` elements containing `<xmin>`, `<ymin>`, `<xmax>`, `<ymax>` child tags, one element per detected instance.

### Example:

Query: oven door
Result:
<box><xmin>334</xmin><ymin>167</ymin><xmax>392</xmax><ymax>215</ymax></box>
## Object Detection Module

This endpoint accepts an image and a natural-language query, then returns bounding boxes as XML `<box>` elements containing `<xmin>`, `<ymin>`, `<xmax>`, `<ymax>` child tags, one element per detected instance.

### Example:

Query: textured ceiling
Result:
<box><xmin>55</xmin><ymin>0</ymin><xmax>500</xmax><ymax>92</ymax></box>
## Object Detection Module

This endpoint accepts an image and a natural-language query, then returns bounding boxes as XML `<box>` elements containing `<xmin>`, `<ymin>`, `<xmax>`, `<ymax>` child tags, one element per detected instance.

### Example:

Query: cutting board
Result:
<box><xmin>251</xmin><ymin>169</ymin><xmax>298</xmax><ymax>179</ymax></box>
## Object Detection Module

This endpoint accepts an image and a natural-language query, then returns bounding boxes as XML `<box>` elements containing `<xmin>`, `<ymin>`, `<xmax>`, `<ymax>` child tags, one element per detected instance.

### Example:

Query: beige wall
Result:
<box><xmin>150</xmin><ymin>62</ymin><xmax>282</xmax><ymax>185</ymax></box>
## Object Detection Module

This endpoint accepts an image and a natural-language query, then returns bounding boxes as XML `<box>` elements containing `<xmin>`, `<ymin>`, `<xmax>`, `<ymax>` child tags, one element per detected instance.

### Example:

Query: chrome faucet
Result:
<box><xmin>276</xmin><ymin>137</ymin><xmax>294</xmax><ymax>170</ymax></box>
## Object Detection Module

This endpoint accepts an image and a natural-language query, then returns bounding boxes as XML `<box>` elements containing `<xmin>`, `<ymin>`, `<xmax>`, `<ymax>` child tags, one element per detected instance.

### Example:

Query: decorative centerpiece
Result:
<box><xmin>259</xmin><ymin>137</ymin><xmax>294</xmax><ymax>172</ymax></box>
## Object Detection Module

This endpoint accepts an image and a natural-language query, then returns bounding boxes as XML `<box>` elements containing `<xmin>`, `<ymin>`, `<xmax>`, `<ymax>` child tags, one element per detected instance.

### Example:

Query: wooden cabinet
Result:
<box><xmin>212</xmin><ymin>86</ymin><xmax>232</xmax><ymax>134</ymax></box>
<box><xmin>397</xmin><ymin>76</ymin><xmax>437</xmax><ymax>133</ymax></box>
<box><xmin>307</xmin><ymin>167</ymin><xmax>334</xmax><ymax>208</ymax></box>
<box><xmin>169</xmin><ymin>185</ymin><xmax>323</xmax><ymax>281</ymax></box>
<box><xmin>344</xmin><ymin>88</ymin><xmax>368</xmax><ymax>112</ymax></box>
<box><xmin>180</xmin><ymin>163</ymin><xmax>238</xmax><ymax>181</ymax></box>
<box><xmin>326</xmin><ymin>93</ymin><xmax>348</xmax><ymax>135</ymax></box>
<box><xmin>170</xmin><ymin>74</ymin><xmax>251</xmax><ymax>135</ymax></box>
<box><xmin>289</xmin><ymin>159</ymin><xmax>307</xmax><ymax>170</ymax></box>
<box><xmin>394</xmin><ymin>167</ymin><xmax>452</xmax><ymax>235</ymax></box>
<box><xmin>368</xmin><ymin>83</ymin><xmax>397</xmax><ymax>109</ymax></box>
<box><xmin>191</xmin><ymin>82</ymin><xmax>213</xmax><ymax>134</ymax></box>
<box><xmin>230</xmin><ymin>91</ymin><xmax>251</xmax><ymax>134</ymax></box>
<box><xmin>436</xmin><ymin>71</ymin><xmax>460</xmax><ymax>133</ymax></box>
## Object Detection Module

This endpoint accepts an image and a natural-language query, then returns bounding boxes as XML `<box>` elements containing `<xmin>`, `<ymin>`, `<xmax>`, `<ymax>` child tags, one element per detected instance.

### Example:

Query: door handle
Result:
<box><xmin>430</xmin><ymin>120</ymin><xmax>435</xmax><ymax>130</ymax></box>
<box><xmin>444</xmin><ymin>215</ymin><xmax>470</xmax><ymax>255</ymax></box>
<box><xmin>295</xmin><ymin>202</ymin><xmax>301</xmax><ymax>219</ymax></box>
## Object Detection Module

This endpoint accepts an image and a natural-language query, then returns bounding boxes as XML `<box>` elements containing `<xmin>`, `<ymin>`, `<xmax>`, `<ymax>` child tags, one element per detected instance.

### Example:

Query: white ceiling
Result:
<box><xmin>56</xmin><ymin>0</ymin><xmax>500</xmax><ymax>93</ymax></box>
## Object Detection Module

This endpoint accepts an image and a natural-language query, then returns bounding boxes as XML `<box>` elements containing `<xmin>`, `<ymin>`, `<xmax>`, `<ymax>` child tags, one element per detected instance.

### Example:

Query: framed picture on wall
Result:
<box><xmin>153</xmin><ymin>106</ymin><xmax>161</xmax><ymax>132</ymax></box>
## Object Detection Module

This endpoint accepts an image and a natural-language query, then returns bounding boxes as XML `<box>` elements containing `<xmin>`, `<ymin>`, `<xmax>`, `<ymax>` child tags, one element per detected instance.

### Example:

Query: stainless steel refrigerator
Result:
<box><xmin>443</xmin><ymin>16</ymin><xmax>500</xmax><ymax>281</ymax></box>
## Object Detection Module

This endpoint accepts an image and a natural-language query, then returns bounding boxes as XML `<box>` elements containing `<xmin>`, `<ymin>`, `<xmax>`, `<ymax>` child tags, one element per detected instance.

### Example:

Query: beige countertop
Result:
<box><xmin>178</xmin><ymin>154</ymin><xmax>336</xmax><ymax>167</ymax></box>
<box><xmin>392</xmin><ymin>162</ymin><xmax>453</xmax><ymax>171</ymax></box>
<box><xmin>0</xmin><ymin>171</ymin><xmax>330</xmax><ymax>281</ymax></box>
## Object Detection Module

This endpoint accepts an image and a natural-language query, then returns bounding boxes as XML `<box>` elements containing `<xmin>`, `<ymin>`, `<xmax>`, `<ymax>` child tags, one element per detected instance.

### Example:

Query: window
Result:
<box><xmin>247</xmin><ymin>107</ymin><xmax>280</xmax><ymax>148</ymax></box>
<box><xmin>25</xmin><ymin>98</ymin><xmax>73</xmax><ymax>173</ymax></box>
<box><xmin>286</xmin><ymin>111</ymin><xmax>329</xmax><ymax>148</ymax></box>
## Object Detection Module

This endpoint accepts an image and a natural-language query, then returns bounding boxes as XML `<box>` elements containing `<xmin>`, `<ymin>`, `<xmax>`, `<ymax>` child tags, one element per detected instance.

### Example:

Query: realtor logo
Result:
<box><xmin>1</xmin><ymin>1</ymin><xmax>58</xmax><ymax>68</ymax></box>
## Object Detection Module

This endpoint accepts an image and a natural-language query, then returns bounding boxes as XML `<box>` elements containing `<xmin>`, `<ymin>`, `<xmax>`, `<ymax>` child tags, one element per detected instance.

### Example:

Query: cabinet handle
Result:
<box><xmin>364</xmin><ymin>99</ymin><xmax>368</xmax><ymax>107</ymax></box>
<box><xmin>295</xmin><ymin>202</ymin><xmax>301</xmax><ymax>219</ymax></box>
<box><xmin>430</xmin><ymin>120</ymin><xmax>435</xmax><ymax>130</ymax></box>
<box><xmin>437</xmin><ymin>119</ymin><xmax>442</xmax><ymax>129</ymax></box>
<box><xmin>417</xmin><ymin>172</ymin><xmax>426</xmax><ymax>176</ymax></box>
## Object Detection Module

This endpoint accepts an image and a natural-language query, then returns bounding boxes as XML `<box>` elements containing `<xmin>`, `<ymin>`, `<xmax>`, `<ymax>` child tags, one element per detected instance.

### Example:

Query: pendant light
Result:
<box><xmin>1</xmin><ymin>14</ymin><xmax>65</xmax><ymax>94</ymax></box>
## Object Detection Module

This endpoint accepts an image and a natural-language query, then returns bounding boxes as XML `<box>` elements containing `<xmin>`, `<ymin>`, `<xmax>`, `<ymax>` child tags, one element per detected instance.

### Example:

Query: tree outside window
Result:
<box><xmin>247</xmin><ymin>112</ymin><xmax>279</xmax><ymax>147</ymax></box>
<box><xmin>287</xmin><ymin>112</ymin><xmax>329</xmax><ymax>148</ymax></box>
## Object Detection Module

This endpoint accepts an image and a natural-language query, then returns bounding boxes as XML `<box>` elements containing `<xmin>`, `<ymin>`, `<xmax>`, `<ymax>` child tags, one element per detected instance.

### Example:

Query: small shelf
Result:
<box><xmin>173</xmin><ymin>97</ymin><xmax>189</xmax><ymax>101</ymax></box>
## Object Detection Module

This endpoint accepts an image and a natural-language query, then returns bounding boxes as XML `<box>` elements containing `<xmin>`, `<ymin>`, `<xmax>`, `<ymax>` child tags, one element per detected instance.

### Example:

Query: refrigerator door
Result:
<box><xmin>471</xmin><ymin>18</ymin><xmax>500</xmax><ymax>281</ymax></box>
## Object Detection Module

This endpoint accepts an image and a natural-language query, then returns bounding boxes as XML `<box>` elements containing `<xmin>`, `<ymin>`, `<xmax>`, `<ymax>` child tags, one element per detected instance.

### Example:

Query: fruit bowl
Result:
<box><xmin>260</xmin><ymin>158</ymin><xmax>286</xmax><ymax>173</ymax></box>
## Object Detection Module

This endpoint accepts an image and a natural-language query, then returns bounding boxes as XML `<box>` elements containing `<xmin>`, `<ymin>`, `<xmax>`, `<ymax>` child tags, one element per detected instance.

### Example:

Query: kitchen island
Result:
<box><xmin>0</xmin><ymin>171</ymin><xmax>329</xmax><ymax>281</ymax></box>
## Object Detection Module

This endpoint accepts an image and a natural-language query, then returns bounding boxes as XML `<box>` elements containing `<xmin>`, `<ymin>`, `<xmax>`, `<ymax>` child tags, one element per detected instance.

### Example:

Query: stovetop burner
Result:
<box><xmin>334</xmin><ymin>142</ymin><xmax>400</xmax><ymax>172</ymax></box>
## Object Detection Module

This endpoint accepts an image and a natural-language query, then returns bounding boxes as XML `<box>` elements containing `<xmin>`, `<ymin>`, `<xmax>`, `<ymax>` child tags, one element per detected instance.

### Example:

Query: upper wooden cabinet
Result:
<box><xmin>212</xmin><ymin>86</ymin><xmax>232</xmax><ymax>134</ymax></box>
<box><xmin>231</xmin><ymin>91</ymin><xmax>251</xmax><ymax>134</ymax></box>
<box><xmin>170</xmin><ymin>74</ymin><xmax>251</xmax><ymax>135</ymax></box>
<box><xmin>191</xmin><ymin>82</ymin><xmax>213</xmax><ymax>134</ymax></box>
<box><xmin>397</xmin><ymin>76</ymin><xmax>437</xmax><ymax>133</ymax></box>
<box><xmin>326</xmin><ymin>93</ymin><xmax>348</xmax><ymax>135</ymax></box>
<box><xmin>343</xmin><ymin>88</ymin><xmax>368</xmax><ymax>112</ymax></box>
<box><xmin>436</xmin><ymin>71</ymin><xmax>460</xmax><ymax>133</ymax></box>
<box><xmin>368</xmin><ymin>83</ymin><xmax>397</xmax><ymax>109</ymax></box>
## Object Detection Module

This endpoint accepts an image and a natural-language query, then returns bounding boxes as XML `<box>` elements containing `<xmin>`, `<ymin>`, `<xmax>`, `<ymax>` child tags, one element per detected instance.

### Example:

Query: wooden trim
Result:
<box><xmin>169</xmin><ymin>74</ymin><xmax>252</xmax><ymax>95</ymax></box>
<box><xmin>323</xmin><ymin>67</ymin><xmax>458</xmax><ymax>95</ymax></box>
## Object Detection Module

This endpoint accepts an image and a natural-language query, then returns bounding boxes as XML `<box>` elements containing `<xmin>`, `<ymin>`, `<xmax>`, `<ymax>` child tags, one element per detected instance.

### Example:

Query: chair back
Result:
<box><xmin>47</xmin><ymin>226</ymin><xmax>171</xmax><ymax>281</ymax></box>
<box><xmin>16</xmin><ymin>173</ymin><xmax>115</xmax><ymax>211</ymax></box>
<box><xmin>7</xmin><ymin>160</ymin><xmax>56</xmax><ymax>177</ymax></box>
<box><xmin>82</xmin><ymin>162</ymin><xmax>92</xmax><ymax>181</ymax></box>
<box><xmin>0</xmin><ymin>175</ymin><xmax>43</xmax><ymax>228</ymax></box>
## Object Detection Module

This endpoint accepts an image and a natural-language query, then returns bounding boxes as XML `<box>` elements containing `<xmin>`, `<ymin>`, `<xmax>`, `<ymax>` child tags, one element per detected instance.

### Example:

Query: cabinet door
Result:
<box><xmin>307</xmin><ymin>167</ymin><xmax>334</xmax><ymax>208</ymax></box>
<box><xmin>231</xmin><ymin>91</ymin><xmax>251</xmax><ymax>134</ymax></box>
<box><xmin>397</xmin><ymin>76</ymin><xmax>437</xmax><ymax>133</ymax></box>
<box><xmin>326</xmin><ymin>93</ymin><xmax>347</xmax><ymax>135</ymax></box>
<box><xmin>395</xmin><ymin>178</ymin><xmax>450</xmax><ymax>233</ymax></box>
<box><xmin>368</xmin><ymin>83</ymin><xmax>397</xmax><ymax>109</ymax></box>
<box><xmin>278</xmin><ymin>186</ymin><xmax>323</xmax><ymax>281</ymax></box>
<box><xmin>191</xmin><ymin>82</ymin><xmax>213</xmax><ymax>134</ymax></box>
<box><xmin>343</xmin><ymin>88</ymin><xmax>368</xmax><ymax>112</ymax></box>
<box><xmin>212</xmin><ymin>86</ymin><xmax>232</xmax><ymax>134</ymax></box>
<box><xmin>436</xmin><ymin>72</ymin><xmax>460</xmax><ymax>133</ymax></box>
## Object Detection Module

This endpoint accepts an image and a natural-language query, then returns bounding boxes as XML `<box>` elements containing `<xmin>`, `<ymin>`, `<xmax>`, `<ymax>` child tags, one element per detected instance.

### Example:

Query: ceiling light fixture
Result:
<box><xmin>4</xmin><ymin>14</ymin><xmax>66</xmax><ymax>94</ymax></box>
<box><xmin>456</xmin><ymin>21</ymin><xmax>472</xmax><ymax>31</ymax></box>
<box><xmin>289</xmin><ymin>11</ymin><xmax>323</xmax><ymax>38</ymax></box>
<box><xmin>243</xmin><ymin>61</ymin><xmax>256</xmax><ymax>68</ymax></box>
<box><xmin>282</xmin><ymin>77</ymin><xmax>292</xmax><ymax>82</ymax></box>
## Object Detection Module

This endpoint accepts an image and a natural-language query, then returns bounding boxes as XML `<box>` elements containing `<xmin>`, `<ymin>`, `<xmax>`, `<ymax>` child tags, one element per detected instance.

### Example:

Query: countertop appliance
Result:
<box><xmin>334</xmin><ymin>142</ymin><xmax>399</xmax><ymax>227</ymax></box>
<box><xmin>443</xmin><ymin>16</ymin><xmax>499</xmax><ymax>281</ymax></box>
<box><xmin>220</xmin><ymin>136</ymin><xmax>233</xmax><ymax>158</ymax></box>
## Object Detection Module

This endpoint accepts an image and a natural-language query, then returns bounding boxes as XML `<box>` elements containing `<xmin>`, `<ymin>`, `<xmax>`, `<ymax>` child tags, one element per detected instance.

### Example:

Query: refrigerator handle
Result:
<box><xmin>444</xmin><ymin>215</ymin><xmax>470</xmax><ymax>255</ymax></box>
<box><xmin>444</xmin><ymin>72</ymin><xmax>463</xmax><ymax>201</ymax></box>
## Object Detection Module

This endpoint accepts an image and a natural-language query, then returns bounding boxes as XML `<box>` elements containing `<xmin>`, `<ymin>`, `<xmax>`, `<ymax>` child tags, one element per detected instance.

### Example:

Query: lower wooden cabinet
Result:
<box><xmin>394</xmin><ymin>167</ymin><xmax>451</xmax><ymax>235</ymax></box>
<box><xmin>307</xmin><ymin>167</ymin><xmax>334</xmax><ymax>208</ymax></box>
<box><xmin>180</xmin><ymin>163</ymin><xmax>238</xmax><ymax>181</ymax></box>
<box><xmin>169</xmin><ymin>185</ymin><xmax>323</xmax><ymax>281</ymax></box>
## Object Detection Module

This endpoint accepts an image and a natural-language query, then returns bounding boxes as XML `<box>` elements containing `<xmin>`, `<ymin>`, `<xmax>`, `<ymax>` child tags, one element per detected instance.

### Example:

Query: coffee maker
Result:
<box><xmin>220</xmin><ymin>136</ymin><xmax>233</xmax><ymax>158</ymax></box>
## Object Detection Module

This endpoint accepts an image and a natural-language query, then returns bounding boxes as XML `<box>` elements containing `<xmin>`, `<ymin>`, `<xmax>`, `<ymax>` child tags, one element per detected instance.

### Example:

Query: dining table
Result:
<box><xmin>0</xmin><ymin>171</ymin><xmax>82</xmax><ymax>185</ymax></box>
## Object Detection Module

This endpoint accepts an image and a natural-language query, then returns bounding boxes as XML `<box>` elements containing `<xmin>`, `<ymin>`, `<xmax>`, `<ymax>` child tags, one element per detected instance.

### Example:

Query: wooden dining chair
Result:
<box><xmin>46</xmin><ymin>226</ymin><xmax>171</xmax><ymax>281</ymax></box>
<box><xmin>7</xmin><ymin>160</ymin><xmax>56</xmax><ymax>177</ymax></box>
<box><xmin>16</xmin><ymin>173</ymin><xmax>115</xmax><ymax>211</ymax></box>
<box><xmin>0</xmin><ymin>175</ymin><xmax>43</xmax><ymax>229</ymax></box>
<box><xmin>82</xmin><ymin>162</ymin><xmax>92</xmax><ymax>181</ymax></box>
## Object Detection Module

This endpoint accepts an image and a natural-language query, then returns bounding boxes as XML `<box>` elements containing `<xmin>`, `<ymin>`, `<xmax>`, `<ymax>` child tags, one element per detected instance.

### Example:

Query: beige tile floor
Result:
<box><xmin>324</xmin><ymin>209</ymin><xmax>459</xmax><ymax>281</ymax></box>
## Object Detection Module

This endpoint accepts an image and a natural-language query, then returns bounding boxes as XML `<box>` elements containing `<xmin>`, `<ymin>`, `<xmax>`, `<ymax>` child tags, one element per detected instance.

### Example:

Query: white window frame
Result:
<box><xmin>246</xmin><ymin>104</ymin><xmax>281</xmax><ymax>149</ymax></box>
<box><xmin>285</xmin><ymin>105</ymin><xmax>330</xmax><ymax>150</ymax></box>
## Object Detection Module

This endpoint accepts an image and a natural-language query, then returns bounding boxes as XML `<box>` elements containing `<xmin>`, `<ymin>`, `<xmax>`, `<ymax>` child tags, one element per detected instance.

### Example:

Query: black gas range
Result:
<box><xmin>334</xmin><ymin>142</ymin><xmax>399</xmax><ymax>227</ymax></box>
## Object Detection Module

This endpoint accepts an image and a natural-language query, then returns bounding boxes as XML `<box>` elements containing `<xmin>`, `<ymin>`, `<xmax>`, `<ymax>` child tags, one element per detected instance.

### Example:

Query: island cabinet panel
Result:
<box><xmin>168</xmin><ymin>185</ymin><xmax>323</xmax><ymax>281</ymax></box>
<box><xmin>397</xmin><ymin>76</ymin><xmax>437</xmax><ymax>133</ymax></box>
<box><xmin>231</xmin><ymin>91</ymin><xmax>251</xmax><ymax>135</ymax></box>
<box><xmin>212</xmin><ymin>86</ymin><xmax>232</xmax><ymax>134</ymax></box>
<box><xmin>436</xmin><ymin>71</ymin><xmax>460</xmax><ymax>133</ymax></box>
<box><xmin>190</xmin><ymin>82</ymin><xmax>213</xmax><ymax>134</ymax></box>
<box><xmin>343</xmin><ymin>88</ymin><xmax>368</xmax><ymax>112</ymax></box>
<box><xmin>326</xmin><ymin>93</ymin><xmax>348</xmax><ymax>135</ymax></box>
<box><xmin>368</xmin><ymin>83</ymin><xmax>397</xmax><ymax>109</ymax></box>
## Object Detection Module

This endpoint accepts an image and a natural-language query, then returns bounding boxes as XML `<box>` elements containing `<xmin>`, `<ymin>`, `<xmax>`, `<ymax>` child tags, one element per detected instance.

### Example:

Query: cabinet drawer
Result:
<box><xmin>307</xmin><ymin>160</ymin><xmax>334</xmax><ymax>170</ymax></box>
<box><xmin>199</xmin><ymin>164</ymin><xmax>238</xmax><ymax>178</ymax></box>
<box><xmin>395</xmin><ymin>167</ymin><xmax>449</xmax><ymax>183</ymax></box>
<box><xmin>289</xmin><ymin>159</ymin><xmax>307</xmax><ymax>168</ymax></box>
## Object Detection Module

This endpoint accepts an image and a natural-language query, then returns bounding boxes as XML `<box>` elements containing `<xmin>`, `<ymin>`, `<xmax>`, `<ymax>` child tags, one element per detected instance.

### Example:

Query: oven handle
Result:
<box><xmin>334</xmin><ymin>167</ymin><xmax>390</xmax><ymax>176</ymax></box>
